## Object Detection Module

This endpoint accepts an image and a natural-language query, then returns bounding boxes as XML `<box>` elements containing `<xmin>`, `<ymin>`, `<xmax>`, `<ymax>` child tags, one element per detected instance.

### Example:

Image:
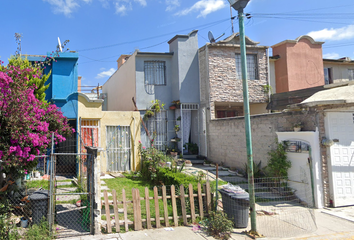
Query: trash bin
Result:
<box><xmin>218</xmin><ymin>189</ymin><xmax>235</xmax><ymax>218</ymax></box>
<box><xmin>230</xmin><ymin>192</ymin><xmax>249</xmax><ymax>228</ymax></box>
<box><xmin>219</xmin><ymin>189</ymin><xmax>249</xmax><ymax>228</ymax></box>
<box><xmin>29</xmin><ymin>189</ymin><xmax>49</xmax><ymax>224</ymax></box>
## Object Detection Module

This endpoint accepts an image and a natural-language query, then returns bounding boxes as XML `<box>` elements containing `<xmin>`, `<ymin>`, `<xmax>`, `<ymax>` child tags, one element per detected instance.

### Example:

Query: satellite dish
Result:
<box><xmin>58</xmin><ymin>37</ymin><xmax>63</xmax><ymax>52</ymax></box>
<box><xmin>208</xmin><ymin>31</ymin><xmax>215</xmax><ymax>43</ymax></box>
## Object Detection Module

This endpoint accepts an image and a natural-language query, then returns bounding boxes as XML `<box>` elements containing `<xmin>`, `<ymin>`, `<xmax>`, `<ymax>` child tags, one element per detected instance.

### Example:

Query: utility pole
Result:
<box><xmin>228</xmin><ymin>0</ymin><xmax>259</xmax><ymax>236</ymax></box>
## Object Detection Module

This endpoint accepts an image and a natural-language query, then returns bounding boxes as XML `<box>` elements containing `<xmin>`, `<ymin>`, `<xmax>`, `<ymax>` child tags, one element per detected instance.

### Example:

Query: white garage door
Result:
<box><xmin>326</xmin><ymin>112</ymin><xmax>354</xmax><ymax>207</ymax></box>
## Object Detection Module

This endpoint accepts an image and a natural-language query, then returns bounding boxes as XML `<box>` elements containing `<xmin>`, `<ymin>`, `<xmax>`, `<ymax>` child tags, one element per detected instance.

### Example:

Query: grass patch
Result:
<box><xmin>25</xmin><ymin>180</ymin><xmax>50</xmax><ymax>190</ymax></box>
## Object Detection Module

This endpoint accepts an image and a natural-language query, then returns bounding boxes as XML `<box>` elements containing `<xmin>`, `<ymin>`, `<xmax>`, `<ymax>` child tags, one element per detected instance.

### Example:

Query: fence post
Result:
<box><xmin>85</xmin><ymin>147</ymin><xmax>101</xmax><ymax>235</ymax></box>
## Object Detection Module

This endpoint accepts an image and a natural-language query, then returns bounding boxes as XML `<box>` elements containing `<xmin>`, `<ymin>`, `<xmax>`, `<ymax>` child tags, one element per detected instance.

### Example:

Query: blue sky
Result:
<box><xmin>1</xmin><ymin>0</ymin><xmax>354</xmax><ymax>87</ymax></box>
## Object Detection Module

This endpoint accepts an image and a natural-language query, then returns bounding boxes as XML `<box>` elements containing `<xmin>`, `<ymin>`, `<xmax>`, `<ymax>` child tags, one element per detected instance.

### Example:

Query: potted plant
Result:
<box><xmin>170</xmin><ymin>149</ymin><xmax>178</xmax><ymax>159</ymax></box>
<box><xmin>174</xmin><ymin>124</ymin><xmax>180</xmax><ymax>133</ymax></box>
<box><xmin>144</xmin><ymin>99</ymin><xmax>165</xmax><ymax>120</ymax></box>
<box><xmin>293</xmin><ymin>122</ymin><xmax>303</xmax><ymax>132</ymax></box>
<box><xmin>170</xmin><ymin>100</ymin><xmax>181</xmax><ymax>109</ymax></box>
<box><xmin>185</xmin><ymin>160</ymin><xmax>192</xmax><ymax>167</ymax></box>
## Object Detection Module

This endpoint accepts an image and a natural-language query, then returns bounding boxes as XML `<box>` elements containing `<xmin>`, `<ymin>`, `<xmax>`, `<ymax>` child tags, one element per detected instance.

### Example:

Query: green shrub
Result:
<box><xmin>203</xmin><ymin>211</ymin><xmax>234</xmax><ymax>240</ymax></box>
<box><xmin>157</xmin><ymin>167</ymin><xmax>200</xmax><ymax>190</ymax></box>
<box><xmin>267</xmin><ymin>141</ymin><xmax>291</xmax><ymax>178</ymax></box>
<box><xmin>25</xmin><ymin>219</ymin><xmax>51</xmax><ymax>240</ymax></box>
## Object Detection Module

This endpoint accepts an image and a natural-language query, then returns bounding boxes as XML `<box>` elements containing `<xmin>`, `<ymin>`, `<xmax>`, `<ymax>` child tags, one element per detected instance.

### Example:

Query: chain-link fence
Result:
<box><xmin>0</xmin><ymin>149</ymin><xmax>94</xmax><ymax>239</ymax></box>
<box><xmin>50</xmin><ymin>153</ymin><xmax>93</xmax><ymax>238</ymax></box>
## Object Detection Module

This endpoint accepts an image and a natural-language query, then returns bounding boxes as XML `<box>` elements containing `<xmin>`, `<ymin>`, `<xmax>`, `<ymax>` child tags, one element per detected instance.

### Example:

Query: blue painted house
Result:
<box><xmin>27</xmin><ymin>52</ymin><xmax>79</xmax><ymax>174</ymax></box>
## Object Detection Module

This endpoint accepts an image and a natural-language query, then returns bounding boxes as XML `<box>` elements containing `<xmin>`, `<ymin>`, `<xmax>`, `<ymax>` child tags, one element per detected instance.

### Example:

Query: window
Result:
<box><xmin>235</xmin><ymin>54</ymin><xmax>258</xmax><ymax>80</ymax></box>
<box><xmin>216</xmin><ymin>110</ymin><xmax>239</xmax><ymax>118</ymax></box>
<box><xmin>80</xmin><ymin>120</ymin><xmax>100</xmax><ymax>148</ymax></box>
<box><xmin>324</xmin><ymin>67</ymin><xmax>333</xmax><ymax>84</ymax></box>
<box><xmin>144</xmin><ymin>61</ymin><xmax>166</xmax><ymax>85</ymax></box>
<box><xmin>349</xmin><ymin>69</ymin><xmax>354</xmax><ymax>81</ymax></box>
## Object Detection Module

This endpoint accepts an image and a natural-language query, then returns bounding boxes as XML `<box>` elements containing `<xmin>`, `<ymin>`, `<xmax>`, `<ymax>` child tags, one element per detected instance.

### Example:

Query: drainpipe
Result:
<box><xmin>132</xmin><ymin>116</ymin><xmax>136</xmax><ymax>171</ymax></box>
<box><xmin>180</xmin><ymin>104</ymin><xmax>183</xmax><ymax>157</ymax></box>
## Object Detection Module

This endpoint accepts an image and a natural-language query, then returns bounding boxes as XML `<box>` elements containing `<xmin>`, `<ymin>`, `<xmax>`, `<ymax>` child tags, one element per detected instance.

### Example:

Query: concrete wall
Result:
<box><xmin>206</xmin><ymin>111</ymin><xmax>317</xmax><ymax>170</ymax></box>
<box><xmin>273</xmin><ymin>37</ymin><xmax>324</xmax><ymax>93</ymax></box>
<box><xmin>169</xmin><ymin>30</ymin><xmax>200</xmax><ymax>104</ymax></box>
<box><xmin>102</xmin><ymin>52</ymin><xmax>136</xmax><ymax>111</ymax></box>
<box><xmin>78</xmin><ymin>94</ymin><xmax>141</xmax><ymax>172</ymax></box>
<box><xmin>206</xmin><ymin>103</ymin><xmax>354</xmax><ymax>207</ymax></box>
<box><xmin>135</xmin><ymin>54</ymin><xmax>173</xmax><ymax>110</ymax></box>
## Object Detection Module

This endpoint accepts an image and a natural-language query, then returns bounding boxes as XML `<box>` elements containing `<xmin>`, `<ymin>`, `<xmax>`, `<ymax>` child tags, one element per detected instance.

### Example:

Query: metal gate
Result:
<box><xmin>48</xmin><ymin>152</ymin><xmax>94</xmax><ymax>238</ymax></box>
<box><xmin>106</xmin><ymin>126</ymin><xmax>131</xmax><ymax>172</ymax></box>
<box><xmin>145</xmin><ymin>110</ymin><xmax>167</xmax><ymax>151</ymax></box>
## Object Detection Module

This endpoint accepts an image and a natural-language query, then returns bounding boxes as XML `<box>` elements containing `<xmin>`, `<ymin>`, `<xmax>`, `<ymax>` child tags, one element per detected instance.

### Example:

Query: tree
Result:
<box><xmin>0</xmin><ymin>63</ymin><xmax>73</xmax><ymax>175</ymax></box>
<box><xmin>7</xmin><ymin>56</ymin><xmax>50</xmax><ymax>103</ymax></box>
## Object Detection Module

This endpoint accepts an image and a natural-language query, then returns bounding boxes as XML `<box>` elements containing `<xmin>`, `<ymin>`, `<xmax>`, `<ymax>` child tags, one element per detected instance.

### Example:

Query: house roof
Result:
<box><xmin>323</xmin><ymin>57</ymin><xmax>354</xmax><ymax>63</ymax></box>
<box><xmin>299</xmin><ymin>83</ymin><xmax>354</xmax><ymax>107</ymax></box>
<box><xmin>271</xmin><ymin>35</ymin><xmax>324</xmax><ymax>48</ymax></box>
<box><xmin>136</xmin><ymin>52</ymin><xmax>173</xmax><ymax>57</ymax></box>
<box><xmin>168</xmin><ymin>30</ymin><xmax>198</xmax><ymax>44</ymax></box>
<box><xmin>201</xmin><ymin>33</ymin><xmax>268</xmax><ymax>49</ymax></box>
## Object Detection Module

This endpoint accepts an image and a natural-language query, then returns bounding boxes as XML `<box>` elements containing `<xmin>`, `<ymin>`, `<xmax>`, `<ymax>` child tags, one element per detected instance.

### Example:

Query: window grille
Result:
<box><xmin>235</xmin><ymin>54</ymin><xmax>258</xmax><ymax>80</ymax></box>
<box><xmin>144</xmin><ymin>61</ymin><xmax>166</xmax><ymax>85</ymax></box>
<box><xmin>106</xmin><ymin>126</ymin><xmax>131</xmax><ymax>171</ymax></box>
<box><xmin>80</xmin><ymin>120</ymin><xmax>100</xmax><ymax>148</ymax></box>
<box><xmin>145</xmin><ymin>110</ymin><xmax>167</xmax><ymax>151</ymax></box>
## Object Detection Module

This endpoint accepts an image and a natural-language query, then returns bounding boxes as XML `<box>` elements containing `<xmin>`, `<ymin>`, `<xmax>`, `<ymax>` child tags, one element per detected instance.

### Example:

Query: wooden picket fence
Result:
<box><xmin>101</xmin><ymin>182</ymin><xmax>212</xmax><ymax>233</ymax></box>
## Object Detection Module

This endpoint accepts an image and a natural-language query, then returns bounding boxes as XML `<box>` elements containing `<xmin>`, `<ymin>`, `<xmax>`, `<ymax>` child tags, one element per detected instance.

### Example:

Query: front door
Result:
<box><xmin>326</xmin><ymin>111</ymin><xmax>354</xmax><ymax>207</ymax></box>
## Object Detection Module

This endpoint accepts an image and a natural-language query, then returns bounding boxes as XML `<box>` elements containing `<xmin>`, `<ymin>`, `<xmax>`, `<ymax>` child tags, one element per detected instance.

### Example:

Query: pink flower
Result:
<box><xmin>142</xmin><ymin>147</ymin><xmax>146</xmax><ymax>149</ymax></box>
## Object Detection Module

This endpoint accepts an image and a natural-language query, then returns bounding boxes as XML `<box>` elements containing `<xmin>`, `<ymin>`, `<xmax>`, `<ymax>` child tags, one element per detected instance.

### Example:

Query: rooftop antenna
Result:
<box><xmin>208</xmin><ymin>31</ymin><xmax>225</xmax><ymax>43</ymax></box>
<box><xmin>57</xmin><ymin>37</ymin><xmax>63</xmax><ymax>52</ymax></box>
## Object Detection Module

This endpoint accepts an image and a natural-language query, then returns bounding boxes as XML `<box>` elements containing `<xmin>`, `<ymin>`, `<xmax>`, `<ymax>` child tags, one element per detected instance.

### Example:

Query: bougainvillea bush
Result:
<box><xmin>0</xmin><ymin>63</ymin><xmax>73</xmax><ymax>176</ymax></box>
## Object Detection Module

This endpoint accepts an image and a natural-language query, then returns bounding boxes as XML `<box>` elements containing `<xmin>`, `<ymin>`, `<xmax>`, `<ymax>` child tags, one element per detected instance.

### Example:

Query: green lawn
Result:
<box><xmin>102</xmin><ymin>173</ymin><xmax>222</xmax><ymax>232</ymax></box>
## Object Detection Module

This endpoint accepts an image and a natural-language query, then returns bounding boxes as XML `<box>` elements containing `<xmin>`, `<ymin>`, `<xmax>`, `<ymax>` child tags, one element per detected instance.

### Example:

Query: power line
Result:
<box><xmin>76</xmin><ymin>18</ymin><xmax>230</xmax><ymax>52</ymax></box>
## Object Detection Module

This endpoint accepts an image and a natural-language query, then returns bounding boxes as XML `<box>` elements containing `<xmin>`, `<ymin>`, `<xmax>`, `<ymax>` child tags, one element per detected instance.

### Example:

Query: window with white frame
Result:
<box><xmin>349</xmin><ymin>69</ymin><xmax>354</xmax><ymax>81</ymax></box>
<box><xmin>144</xmin><ymin>61</ymin><xmax>166</xmax><ymax>85</ymax></box>
<box><xmin>324</xmin><ymin>67</ymin><xmax>333</xmax><ymax>84</ymax></box>
<box><xmin>235</xmin><ymin>54</ymin><xmax>258</xmax><ymax>80</ymax></box>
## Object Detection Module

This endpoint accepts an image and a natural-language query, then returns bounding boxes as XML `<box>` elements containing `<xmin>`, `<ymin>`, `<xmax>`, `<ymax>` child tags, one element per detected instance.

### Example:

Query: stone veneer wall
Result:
<box><xmin>207</xmin><ymin>46</ymin><xmax>269</xmax><ymax>119</ymax></box>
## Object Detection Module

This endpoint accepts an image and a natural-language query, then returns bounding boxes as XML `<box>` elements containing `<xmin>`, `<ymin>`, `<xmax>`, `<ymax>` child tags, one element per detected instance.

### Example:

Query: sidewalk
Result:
<box><xmin>62</xmin><ymin>209</ymin><xmax>354</xmax><ymax>240</ymax></box>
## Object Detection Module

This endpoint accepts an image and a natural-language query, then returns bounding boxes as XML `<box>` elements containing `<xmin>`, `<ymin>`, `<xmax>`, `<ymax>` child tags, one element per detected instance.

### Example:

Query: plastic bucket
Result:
<box><xmin>21</xmin><ymin>218</ymin><xmax>28</xmax><ymax>228</ymax></box>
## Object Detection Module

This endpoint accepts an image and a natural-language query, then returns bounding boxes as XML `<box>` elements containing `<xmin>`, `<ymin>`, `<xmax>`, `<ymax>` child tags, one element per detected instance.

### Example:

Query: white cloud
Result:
<box><xmin>113</xmin><ymin>0</ymin><xmax>146</xmax><ymax>15</ymax></box>
<box><xmin>44</xmin><ymin>0</ymin><xmax>145</xmax><ymax>16</ymax></box>
<box><xmin>115</xmin><ymin>3</ymin><xmax>129</xmax><ymax>15</ymax></box>
<box><xmin>135</xmin><ymin>0</ymin><xmax>147</xmax><ymax>6</ymax></box>
<box><xmin>323</xmin><ymin>53</ymin><xmax>340</xmax><ymax>59</ymax></box>
<box><xmin>307</xmin><ymin>24</ymin><xmax>354</xmax><ymax>41</ymax></box>
<box><xmin>43</xmin><ymin>0</ymin><xmax>92</xmax><ymax>16</ymax></box>
<box><xmin>175</xmin><ymin>0</ymin><xmax>226</xmax><ymax>18</ymax></box>
<box><xmin>96</xmin><ymin>68</ymin><xmax>116</xmax><ymax>78</ymax></box>
<box><xmin>166</xmin><ymin>0</ymin><xmax>180</xmax><ymax>11</ymax></box>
